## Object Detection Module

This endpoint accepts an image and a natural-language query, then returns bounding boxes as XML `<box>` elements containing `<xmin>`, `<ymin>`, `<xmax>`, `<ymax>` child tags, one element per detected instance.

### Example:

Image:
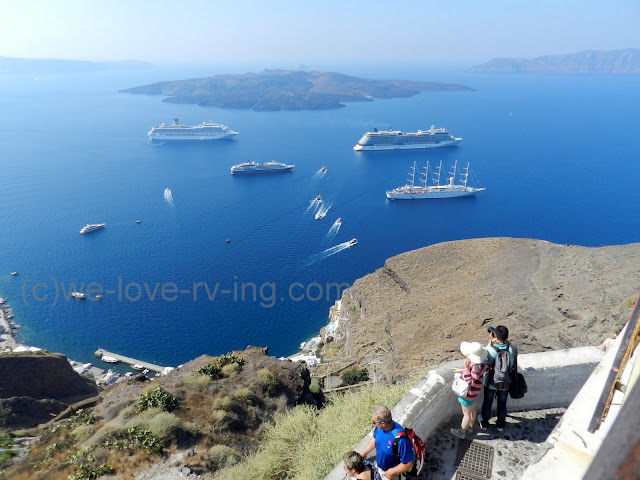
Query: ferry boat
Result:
<box><xmin>79</xmin><ymin>223</ymin><xmax>106</xmax><ymax>234</ymax></box>
<box><xmin>148</xmin><ymin>119</ymin><xmax>238</xmax><ymax>141</ymax></box>
<box><xmin>386</xmin><ymin>161</ymin><xmax>485</xmax><ymax>199</ymax></box>
<box><xmin>230</xmin><ymin>161</ymin><xmax>295</xmax><ymax>175</ymax></box>
<box><xmin>353</xmin><ymin>125</ymin><xmax>461</xmax><ymax>151</ymax></box>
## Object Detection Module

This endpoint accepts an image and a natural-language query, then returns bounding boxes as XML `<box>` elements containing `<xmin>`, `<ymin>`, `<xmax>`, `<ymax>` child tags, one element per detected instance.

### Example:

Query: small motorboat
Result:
<box><xmin>131</xmin><ymin>364</ymin><xmax>145</xmax><ymax>371</ymax></box>
<box><xmin>349</xmin><ymin>238</ymin><xmax>358</xmax><ymax>246</ymax></box>
<box><xmin>315</xmin><ymin>194</ymin><xmax>322</xmax><ymax>202</ymax></box>
<box><xmin>101</xmin><ymin>355</ymin><xmax>119</xmax><ymax>364</ymax></box>
<box><xmin>71</xmin><ymin>292</ymin><xmax>86</xmax><ymax>299</ymax></box>
<box><xmin>315</xmin><ymin>210</ymin><xmax>326</xmax><ymax>220</ymax></box>
<box><xmin>10</xmin><ymin>272</ymin><xmax>18</xmax><ymax>276</ymax></box>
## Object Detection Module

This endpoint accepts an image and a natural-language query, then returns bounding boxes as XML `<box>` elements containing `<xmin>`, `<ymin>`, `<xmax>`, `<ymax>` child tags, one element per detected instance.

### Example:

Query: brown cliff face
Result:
<box><xmin>0</xmin><ymin>352</ymin><xmax>98</xmax><ymax>427</ymax></box>
<box><xmin>0</xmin><ymin>352</ymin><xmax>98</xmax><ymax>401</ymax></box>
<box><xmin>327</xmin><ymin>238</ymin><xmax>640</xmax><ymax>378</ymax></box>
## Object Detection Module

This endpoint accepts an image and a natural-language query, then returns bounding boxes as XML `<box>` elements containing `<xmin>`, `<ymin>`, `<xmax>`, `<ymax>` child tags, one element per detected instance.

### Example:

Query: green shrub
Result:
<box><xmin>68</xmin><ymin>408</ymin><xmax>97</xmax><ymax>428</ymax></box>
<box><xmin>340</xmin><ymin>367</ymin><xmax>369</xmax><ymax>386</ymax></box>
<box><xmin>125</xmin><ymin>410</ymin><xmax>197</xmax><ymax>446</ymax></box>
<box><xmin>195</xmin><ymin>363</ymin><xmax>223</xmax><ymax>380</ymax></box>
<box><xmin>0</xmin><ymin>449</ymin><xmax>18</xmax><ymax>468</ymax></box>
<box><xmin>139</xmin><ymin>386</ymin><xmax>178</xmax><ymax>412</ymax></box>
<box><xmin>206</xmin><ymin>445</ymin><xmax>242</xmax><ymax>472</ymax></box>
<box><xmin>217</xmin><ymin>352</ymin><xmax>246</xmax><ymax>367</ymax></box>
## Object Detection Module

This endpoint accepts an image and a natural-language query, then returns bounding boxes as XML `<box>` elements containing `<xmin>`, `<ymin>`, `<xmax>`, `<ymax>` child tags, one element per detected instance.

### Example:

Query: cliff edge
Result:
<box><xmin>325</xmin><ymin>238</ymin><xmax>640</xmax><ymax>378</ymax></box>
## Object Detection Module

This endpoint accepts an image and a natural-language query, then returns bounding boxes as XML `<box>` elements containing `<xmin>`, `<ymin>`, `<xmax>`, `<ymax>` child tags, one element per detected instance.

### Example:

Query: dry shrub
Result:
<box><xmin>70</xmin><ymin>424</ymin><xmax>96</xmax><ymax>444</ymax></box>
<box><xmin>183</xmin><ymin>373</ymin><xmax>214</xmax><ymax>391</ymax></box>
<box><xmin>221</xmin><ymin>363</ymin><xmax>241</xmax><ymax>377</ymax></box>
<box><xmin>212</xmin><ymin>396</ymin><xmax>235</xmax><ymax>412</ymax></box>
<box><xmin>212</xmin><ymin>381</ymin><xmax>409</xmax><ymax>480</ymax></box>
<box><xmin>205</xmin><ymin>445</ymin><xmax>242</xmax><ymax>472</ymax></box>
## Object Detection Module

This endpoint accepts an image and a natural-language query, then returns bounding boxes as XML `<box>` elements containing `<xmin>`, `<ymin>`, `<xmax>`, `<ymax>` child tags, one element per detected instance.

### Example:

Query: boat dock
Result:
<box><xmin>94</xmin><ymin>349</ymin><xmax>169</xmax><ymax>374</ymax></box>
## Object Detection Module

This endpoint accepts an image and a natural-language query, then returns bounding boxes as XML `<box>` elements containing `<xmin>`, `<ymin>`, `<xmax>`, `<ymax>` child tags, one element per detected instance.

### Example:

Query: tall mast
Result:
<box><xmin>448</xmin><ymin>160</ymin><xmax>458</xmax><ymax>186</ymax></box>
<box><xmin>420</xmin><ymin>161</ymin><xmax>430</xmax><ymax>188</ymax></box>
<box><xmin>433</xmin><ymin>160</ymin><xmax>443</xmax><ymax>186</ymax></box>
<box><xmin>460</xmin><ymin>162</ymin><xmax>470</xmax><ymax>187</ymax></box>
<box><xmin>407</xmin><ymin>161</ymin><xmax>416</xmax><ymax>187</ymax></box>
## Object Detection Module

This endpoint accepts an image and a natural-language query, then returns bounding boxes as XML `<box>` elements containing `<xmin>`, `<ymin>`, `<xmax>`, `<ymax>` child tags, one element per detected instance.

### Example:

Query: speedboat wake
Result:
<box><xmin>304</xmin><ymin>238</ymin><xmax>356</xmax><ymax>266</ymax></box>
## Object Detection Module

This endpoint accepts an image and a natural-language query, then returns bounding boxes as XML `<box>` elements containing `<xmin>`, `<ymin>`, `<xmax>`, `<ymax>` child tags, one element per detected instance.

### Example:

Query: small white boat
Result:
<box><xmin>131</xmin><ymin>364</ymin><xmax>145</xmax><ymax>371</ymax></box>
<box><xmin>315</xmin><ymin>194</ymin><xmax>322</xmax><ymax>202</ymax></box>
<box><xmin>101</xmin><ymin>355</ymin><xmax>119</xmax><ymax>364</ymax></box>
<box><xmin>315</xmin><ymin>210</ymin><xmax>327</xmax><ymax>220</ymax></box>
<box><xmin>336</xmin><ymin>218</ymin><xmax>341</xmax><ymax>225</ymax></box>
<box><xmin>349</xmin><ymin>238</ymin><xmax>358</xmax><ymax>246</ymax></box>
<box><xmin>71</xmin><ymin>292</ymin><xmax>86</xmax><ymax>299</ymax></box>
<box><xmin>79</xmin><ymin>223</ymin><xmax>106</xmax><ymax>234</ymax></box>
<box><xmin>320</xmin><ymin>165</ymin><xmax>327</xmax><ymax>173</ymax></box>
<box><xmin>10</xmin><ymin>272</ymin><xmax>18</xmax><ymax>276</ymax></box>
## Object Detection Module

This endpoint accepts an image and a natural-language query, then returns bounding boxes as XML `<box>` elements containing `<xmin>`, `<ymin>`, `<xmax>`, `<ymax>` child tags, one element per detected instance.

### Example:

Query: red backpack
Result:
<box><xmin>393</xmin><ymin>428</ymin><xmax>425</xmax><ymax>477</ymax></box>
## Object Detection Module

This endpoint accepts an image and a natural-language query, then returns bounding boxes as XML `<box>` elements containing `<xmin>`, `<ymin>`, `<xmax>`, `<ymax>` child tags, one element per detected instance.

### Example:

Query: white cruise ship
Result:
<box><xmin>386</xmin><ymin>161</ymin><xmax>485</xmax><ymax>199</ymax></box>
<box><xmin>79</xmin><ymin>223</ymin><xmax>106</xmax><ymax>234</ymax></box>
<box><xmin>230</xmin><ymin>161</ymin><xmax>295</xmax><ymax>175</ymax></box>
<box><xmin>148</xmin><ymin>119</ymin><xmax>238</xmax><ymax>141</ymax></box>
<box><xmin>354</xmin><ymin>125</ymin><xmax>461</xmax><ymax>151</ymax></box>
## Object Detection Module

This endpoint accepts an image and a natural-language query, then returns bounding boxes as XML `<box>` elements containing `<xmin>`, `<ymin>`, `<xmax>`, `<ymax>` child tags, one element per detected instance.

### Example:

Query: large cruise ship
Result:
<box><xmin>386</xmin><ymin>161</ymin><xmax>485</xmax><ymax>199</ymax></box>
<box><xmin>230</xmin><ymin>161</ymin><xmax>295</xmax><ymax>175</ymax></box>
<box><xmin>353</xmin><ymin>125</ymin><xmax>461</xmax><ymax>151</ymax></box>
<box><xmin>148</xmin><ymin>119</ymin><xmax>238</xmax><ymax>141</ymax></box>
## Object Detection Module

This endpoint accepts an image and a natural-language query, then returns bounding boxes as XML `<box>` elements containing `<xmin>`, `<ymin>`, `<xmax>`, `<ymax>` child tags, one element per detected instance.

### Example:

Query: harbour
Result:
<box><xmin>94</xmin><ymin>348</ymin><xmax>172</xmax><ymax>374</ymax></box>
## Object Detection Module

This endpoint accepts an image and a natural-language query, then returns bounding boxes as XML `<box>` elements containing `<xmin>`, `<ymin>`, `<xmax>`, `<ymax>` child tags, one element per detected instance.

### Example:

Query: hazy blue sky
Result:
<box><xmin>1</xmin><ymin>0</ymin><xmax>638</xmax><ymax>65</ymax></box>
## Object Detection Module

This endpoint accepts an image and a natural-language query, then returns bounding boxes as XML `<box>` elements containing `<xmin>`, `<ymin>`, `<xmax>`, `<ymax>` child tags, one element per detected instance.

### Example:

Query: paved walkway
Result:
<box><xmin>419</xmin><ymin>407</ymin><xmax>566</xmax><ymax>480</ymax></box>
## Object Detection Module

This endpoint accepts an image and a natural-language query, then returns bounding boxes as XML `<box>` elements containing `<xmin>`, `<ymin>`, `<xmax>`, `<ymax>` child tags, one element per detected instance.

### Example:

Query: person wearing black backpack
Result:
<box><xmin>480</xmin><ymin>325</ymin><xmax>517</xmax><ymax>431</ymax></box>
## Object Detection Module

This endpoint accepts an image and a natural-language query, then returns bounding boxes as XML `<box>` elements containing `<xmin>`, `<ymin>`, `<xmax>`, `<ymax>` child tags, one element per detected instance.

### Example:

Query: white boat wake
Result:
<box><xmin>304</xmin><ymin>239</ymin><xmax>355</xmax><ymax>266</ymax></box>
<box><xmin>325</xmin><ymin>218</ymin><xmax>342</xmax><ymax>239</ymax></box>
<box><xmin>306</xmin><ymin>195</ymin><xmax>323</xmax><ymax>213</ymax></box>
<box><xmin>314</xmin><ymin>166</ymin><xmax>328</xmax><ymax>177</ymax></box>
<box><xmin>164</xmin><ymin>187</ymin><xmax>174</xmax><ymax>204</ymax></box>
<box><xmin>314</xmin><ymin>202</ymin><xmax>332</xmax><ymax>219</ymax></box>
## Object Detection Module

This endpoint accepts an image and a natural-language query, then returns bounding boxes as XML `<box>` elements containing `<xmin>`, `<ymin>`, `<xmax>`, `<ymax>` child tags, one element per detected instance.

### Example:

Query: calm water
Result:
<box><xmin>1</xmin><ymin>64</ymin><xmax>639</xmax><ymax>367</ymax></box>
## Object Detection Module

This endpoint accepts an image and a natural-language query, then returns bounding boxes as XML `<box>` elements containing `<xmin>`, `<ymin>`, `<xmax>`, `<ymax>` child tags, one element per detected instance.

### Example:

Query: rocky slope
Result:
<box><xmin>324</xmin><ymin>238</ymin><xmax>640</xmax><ymax>378</ymax></box>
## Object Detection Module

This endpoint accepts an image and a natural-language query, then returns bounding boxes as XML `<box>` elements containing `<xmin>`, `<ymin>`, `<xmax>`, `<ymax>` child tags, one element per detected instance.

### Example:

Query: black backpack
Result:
<box><xmin>489</xmin><ymin>345</ymin><xmax>512</xmax><ymax>390</ymax></box>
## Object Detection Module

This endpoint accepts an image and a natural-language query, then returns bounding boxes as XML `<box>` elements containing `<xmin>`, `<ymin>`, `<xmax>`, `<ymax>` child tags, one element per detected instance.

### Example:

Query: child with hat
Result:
<box><xmin>450</xmin><ymin>341</ymin><xmax>489</xmax><ymax>439</ymax></box>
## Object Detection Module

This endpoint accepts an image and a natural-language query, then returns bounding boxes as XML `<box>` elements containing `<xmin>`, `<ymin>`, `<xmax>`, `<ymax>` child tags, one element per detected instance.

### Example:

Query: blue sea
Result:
<box><xmin>1</xmin><ymin>63</ymin><xmax>639</xmax><ymax>368</ymax></box>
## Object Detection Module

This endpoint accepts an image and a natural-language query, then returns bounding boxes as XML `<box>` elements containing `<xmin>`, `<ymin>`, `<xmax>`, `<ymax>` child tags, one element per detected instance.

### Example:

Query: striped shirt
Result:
<box><xmin>461</xmin><ymin>362</ymin><xmax>489</xmax><ymax>401</ymax></box>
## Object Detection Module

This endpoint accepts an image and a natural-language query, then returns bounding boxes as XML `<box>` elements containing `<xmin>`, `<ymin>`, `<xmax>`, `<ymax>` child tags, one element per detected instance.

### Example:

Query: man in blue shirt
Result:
<box><xmin>481</xmin><ymin>325</ymin><xmax>517</xmax><ymax>431</ymax></box>
<box><xmin>361</xmin><ymin>405</ymin><xmax>415</xmax><ymax>479</ymax></box>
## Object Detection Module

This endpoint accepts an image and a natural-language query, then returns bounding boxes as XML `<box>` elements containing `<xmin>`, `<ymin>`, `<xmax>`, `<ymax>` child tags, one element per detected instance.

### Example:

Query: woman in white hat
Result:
<box><xmin>450</xmin><ymin>341</ymin><xmax>489</xmax><ymax>439</ymax></box>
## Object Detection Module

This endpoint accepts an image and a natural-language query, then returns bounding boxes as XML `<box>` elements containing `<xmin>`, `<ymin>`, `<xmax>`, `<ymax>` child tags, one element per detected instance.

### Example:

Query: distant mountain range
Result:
<box><xmin>469</xmin><ymin>48</ymin><xmax>640</xmax><ymax>74</ymax></box>
<box><xmin>0</xmin><ymin>56</ymin><xmax>153</xmax><ymax>74</ymax></box>
<box><xmin>121</xmin><ymin>69</ymin><xmax>473</xmax><ymax>111</ymax></box>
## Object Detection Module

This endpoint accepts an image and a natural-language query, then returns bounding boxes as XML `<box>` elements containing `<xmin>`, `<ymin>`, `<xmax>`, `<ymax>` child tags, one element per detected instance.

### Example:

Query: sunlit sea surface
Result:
<box><xmin>1</xmin><ymin>63</ymin><xmax>639</xmax><ymax>367</ymax></box>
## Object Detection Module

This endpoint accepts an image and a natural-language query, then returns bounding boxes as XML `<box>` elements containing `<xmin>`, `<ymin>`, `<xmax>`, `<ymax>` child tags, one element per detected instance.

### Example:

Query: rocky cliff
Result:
<box><xmin>468</xmin><ymin>48</ymin><xmax>640</xmax><ymax>74</ymax></box>
<box><xmin>0</xmin><ymin>352</ymin><xmax>98</xmax><ymax>427</ymax></box>
<box><xmin>325</xmin><ymin>238</ymin><xmax>640</xmax><ymax>378</ymax></box>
